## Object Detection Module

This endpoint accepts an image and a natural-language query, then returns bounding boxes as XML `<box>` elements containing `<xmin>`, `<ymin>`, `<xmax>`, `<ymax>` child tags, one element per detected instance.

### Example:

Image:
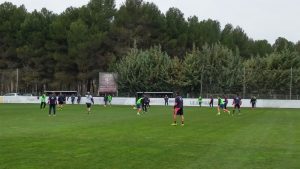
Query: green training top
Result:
<box><xmin>219</xmin><ymin>98</ymin><xmax>224</xmax><ymax>105</ymax></box>
<box><xmin>108</xmin><ymin>95</ymin><xmax>112</xmax><ymax>101</ymax></box>
<box><xmin>136</xmin><ymin>98</ymin><xmax>142</xmax><ymax>104</ymax></box>
<box><xmin>198</xmin><ymin>96</ymin><xmax>202</xmax><ymax>102</ymax></box>
<box><xmin>40</xmin><ymin>94</ymin><xmax>46</xmax><ymax>102</ymax></box>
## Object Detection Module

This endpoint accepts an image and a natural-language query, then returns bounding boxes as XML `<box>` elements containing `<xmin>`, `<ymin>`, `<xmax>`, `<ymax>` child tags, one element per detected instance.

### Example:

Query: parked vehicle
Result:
<box><xmin>22</xmin><ymin>93</ymin><xmax>33</xmax><ymax>96</ymax></box>
<box><xmin>4</xmin><ymin>93</ymin><xmax>20</xmax><ymax>96</ymax></box>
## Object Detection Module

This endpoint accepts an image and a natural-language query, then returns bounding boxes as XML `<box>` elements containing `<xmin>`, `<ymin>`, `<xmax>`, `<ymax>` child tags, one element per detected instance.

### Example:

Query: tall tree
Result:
<box><xmin>0</xmin><ymin>2</ymin><xmax>27</xmax><ymax>69</ymax></box>
<box><xmin>112</xmin><ymin>0</ymin><xmax>165</xmax><ymax>59</ymax></box>
<box><xmin>273</xmin><ymin>37</ymin><xmax>295</xmax><ymax>52</ymax></box>
<box><xmin>250</xmin><ymin>39</ymin><xmax>272</xmax><ymax>57</ymax></box>
<box><xmin>164</xmin><ymin>7</ymin><xmax>188</xmax><ymax>58</ymax></box>
<box><xmin>187</xmin><ymin>17</ymin><xmax>221</xmax><ymax>49</ymax></box>
<box><xmin>17</xmin><ymin>8</ymin><xmax>55</xmax><ymax>92</ymax></box>
<box><xmin>114</xmin><ymin>46</ymin><xmax>172</xmax><ymax>94</ymax></box>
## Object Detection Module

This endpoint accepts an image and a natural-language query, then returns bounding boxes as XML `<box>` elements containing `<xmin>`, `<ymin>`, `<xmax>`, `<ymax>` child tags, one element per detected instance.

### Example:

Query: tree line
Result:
<box><xmin>0</xmin><ymin>0</ymin><xmax>299</xmax><ymax>97</ymax></box>
<box><xmin>115</xmin><ymin>44</ymin><xmax>300</xmax><ymax>98</ymax></box>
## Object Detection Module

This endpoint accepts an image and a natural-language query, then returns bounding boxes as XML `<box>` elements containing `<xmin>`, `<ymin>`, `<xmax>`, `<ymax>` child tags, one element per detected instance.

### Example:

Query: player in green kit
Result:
<box><xmin>198</xmin><ymin>96</ymin><xmax>202</xmax><ymax>107</ymax></box>
<box><xmin>108</xmin><ymin>94</ymin><xmax>112</xmax><ymax>106</ymax></box>
<box><xmin>217</xmin><ymin>97</ymin><xmax>230</xmax><ymax>115</ymax></box>
<box><xmin>40</xmin><ymin>93</ymin><xmax>47</xmax><ymax>110</ymax></box>
<box><xmin>136</xmin><ymin>97</ymin><xmax>143</xmax><ymax>115</ymax></box>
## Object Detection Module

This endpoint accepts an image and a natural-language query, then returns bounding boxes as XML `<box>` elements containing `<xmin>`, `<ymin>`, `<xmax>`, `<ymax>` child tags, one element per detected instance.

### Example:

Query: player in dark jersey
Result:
<box><xmin>58</xmin><ymin>93</ymin><xmax>65</xmax><ymax>110</ymax></box>
<box><xmin>143</xmin><ymin>95</ymin><xmax>150</xmax><ymax>112</ymax></box>
<box><xmin>171</xmin><ymin>92</ymin><xmax>184</xmax><ymax>126</ymax></box>
<box><xmin>250</xmin><ymin>96</ymin><xmax>257</xmax><ymax>108</ymax></box>
<box><xmin>104</xmin><ymin>94</ymin><xmax>108</xmax><ymax>107</ymax></box>
<box><xmin>232</xmin><ymin>94</ymin><xmax>242</xmax><ymax>115</ymax></box>
<box><xmin>70</xmin><ymin>94</ymin><xmax>76</xmax><ymax>104</ymax></box>
<box><xmin>48</xmin><ymin>92</ymin><xmax>57</xmax><ymax>116</ymax></box>
<box><xmin>224</xmin><ymin>96</ymin><xmax>228</xmax><ymax>109</ymax></box>
<box><xmin>209</xmin><ymin>96</ymin><xmax>214</xmax><ymax>107</ymax></box>
<box><xmin>77</xmin><ymin>94</ymin><xmax>81</xmax><ymax>104</ymax></box>
<box><xmin>164</xmin><ymin>95</ymin><xmax>169</xmax><ymax>106</ymax></box>
<box><xmin>141</xmin><ymin>95</ymin><xmax>148</xmax><ymax>112</ymax></box>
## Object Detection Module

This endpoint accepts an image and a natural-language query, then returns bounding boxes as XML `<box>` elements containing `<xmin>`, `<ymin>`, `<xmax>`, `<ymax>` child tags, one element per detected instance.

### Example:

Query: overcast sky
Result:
<box><xmin>1</xmin><ymin>0</ymin><xmax>300</xmax><ymax>44</ymax></box>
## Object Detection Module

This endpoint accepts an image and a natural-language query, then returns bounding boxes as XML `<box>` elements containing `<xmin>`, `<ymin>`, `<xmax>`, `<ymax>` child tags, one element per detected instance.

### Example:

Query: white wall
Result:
<box><xmin>0</xmin><ymin>96</ymin><xmax>300</xmax><ymax>108</ymax></box>
<box><xmin>1</xmin><ymin>96</ymin><xmax>40</xmax><ymax>104</ymax></box>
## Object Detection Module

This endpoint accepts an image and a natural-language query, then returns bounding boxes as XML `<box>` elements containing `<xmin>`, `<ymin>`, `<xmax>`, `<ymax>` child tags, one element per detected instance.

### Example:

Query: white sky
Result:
<box><xmin>1</xmin><ymin>0</ymin><xmax>300</xmax><ymax>44</ymax></box>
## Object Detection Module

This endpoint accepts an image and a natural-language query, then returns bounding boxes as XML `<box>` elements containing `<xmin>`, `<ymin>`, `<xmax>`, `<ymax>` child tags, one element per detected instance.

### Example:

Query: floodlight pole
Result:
<box><xmin>290</xmin><ymin>67</ymin><xmax>292</xmax><ymax>100</ymax></box>
<box><xmin>243</xmin><ymin>67</ymin><xmax>246</xmax><ymax>99</ymax></box>
<box><xmin>200</xmin><ymin>66</ymin><xmax>203</xmax><ymax>97</ymax></box>
<box><xmin>16</xmin><ymin>68</ymin><xmax>19</xmax><ymax>93</ymax></box>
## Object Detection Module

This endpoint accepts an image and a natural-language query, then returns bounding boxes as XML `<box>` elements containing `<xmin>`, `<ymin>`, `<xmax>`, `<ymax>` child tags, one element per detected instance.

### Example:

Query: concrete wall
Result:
<box><xmin>1</xmin><ymin>96</ymin><xmax>300</xmax><ymax>108</ymax></box>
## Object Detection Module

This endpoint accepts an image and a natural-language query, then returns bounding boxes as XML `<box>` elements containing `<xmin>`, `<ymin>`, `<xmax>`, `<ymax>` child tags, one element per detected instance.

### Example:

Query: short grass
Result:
<box><xmin>0</xmin><ymin>104</ymin><xmax>300</xmax><ymax>169</ymax></box>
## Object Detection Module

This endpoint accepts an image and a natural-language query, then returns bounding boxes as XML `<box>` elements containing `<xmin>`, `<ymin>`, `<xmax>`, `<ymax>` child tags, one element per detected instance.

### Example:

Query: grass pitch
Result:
<box><xmin>0</xmin><ymin>104</ymin><xmax>300</xmax><ymax>169</ymax></box>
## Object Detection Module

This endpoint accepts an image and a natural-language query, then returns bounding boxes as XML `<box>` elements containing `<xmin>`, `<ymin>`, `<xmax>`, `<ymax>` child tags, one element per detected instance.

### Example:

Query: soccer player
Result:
<box><xmin>198</xmin><ymin>96</ymin><xmax>202</xmax><ymax>107</ymax></box>
<box><xmin>57</xmin><ymin>93</ymin><xmax>64</xmax><ymax>110</ymax></box>
<box><xmin>144</xmin><ymin>95</ymin><xmax>150</xmax><ymax>109</ymax></box>
<box><xmin>77</xmin><ymin>94</ymin><xmax>81</xmax><ymax>104</ymax></box>
<box><xmin>232</xmin><ymin>94</ymin><xmax>242</xmax><ymax>115</ymax></box>
<box><xmin>171</xmin><ymin>92</ymin><xmax>184</xmax><ymax>126</ymax></box>
<box><xmin>250</xmin><ymin>96</ymin><xmax>257</xmax><ymax>108</ymax></box>
<box><xmin>136</xmin><ymin>97</ymin><xmax>143</xmax><ymax>115</ymax></box>
<box><xmin>108</xmin><ymin>94</ymin><xmax>112</xmax><ymax>106</ymax></box>
<box><xmin>40</xmin><ymin>93</ymin><xmax>46</xmax><ymax>110</ymax></box>
<box><xmin>70</xmin><ymin>94</ymin><xmax>75</xmax><ymax>104</ymax></box>
<box><xmin>141</xmin><ymin>95</ymin><xmax>147</xmax><ymax>112</ymax></box>
<box><xmin>224</xmin><ymin>96</ymin><xmax>228</xmax><ymax>109</ymax></box>
<box><xmin>86</xmin><ymin>92</ymin><xmax>94</xmax><ymax>114</ymax></box>
<box><xmin>209</xmin><ymin>96</ymin><xmax>214</xmax><ymax>107</ymax></box>
<box><xmin>164</xmin><ymin>95</ymin><xmax>169</xmax><ymax>106</ymax></box>
<box><xmin>217</xmin><ymin>97</ymin><xmax>230</xmax><ymax>115</ymax></box>
<box><xmin>104</xmin><ymin>94</ymin><xmax>108</xmax><ymax>107</ymax></box>
<box><xmin>48</xmin><ymin>92</ymin><xmax>57</xmax><ymax>116</ymax></box>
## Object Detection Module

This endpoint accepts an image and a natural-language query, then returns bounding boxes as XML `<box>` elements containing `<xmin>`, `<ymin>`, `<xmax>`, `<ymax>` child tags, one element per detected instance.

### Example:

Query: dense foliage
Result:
<box><xmin>0</xmin><ymin>0</ymin><xmax>299</xmax><ymax>97</ymax></box>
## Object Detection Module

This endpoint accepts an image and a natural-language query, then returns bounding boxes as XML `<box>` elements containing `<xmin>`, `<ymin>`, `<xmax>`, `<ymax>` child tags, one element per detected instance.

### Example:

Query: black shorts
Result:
<box><xmin>59</xmin><ymin>101</ymin><xmax>64</xmax><ymax>105</ymax></box>
<box><xmin>219</xmin><ymin>104</ymin><xmax>225</xmax><ymax>109</ymax></box>
<box><xmin>174</xmin><ymin>108</ymin><xmax>183</xmax><ymax>115</ymax></box>
<box><xmin>86</xmin><ymin>103</ymin><xmax>92</xmax><ymax>108</ymax></box>
<box><xmin>234</xmin><ymin>104</ymin><xmax>240</xmax><ymax>109</ymax></box>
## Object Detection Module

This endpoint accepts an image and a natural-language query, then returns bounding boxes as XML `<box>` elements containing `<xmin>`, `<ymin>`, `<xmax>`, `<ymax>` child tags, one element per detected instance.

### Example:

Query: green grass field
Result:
<box><xmin>0</xmin><ymin>104</ymin><xmax>300</xmax><ymax>169</ymax></box>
